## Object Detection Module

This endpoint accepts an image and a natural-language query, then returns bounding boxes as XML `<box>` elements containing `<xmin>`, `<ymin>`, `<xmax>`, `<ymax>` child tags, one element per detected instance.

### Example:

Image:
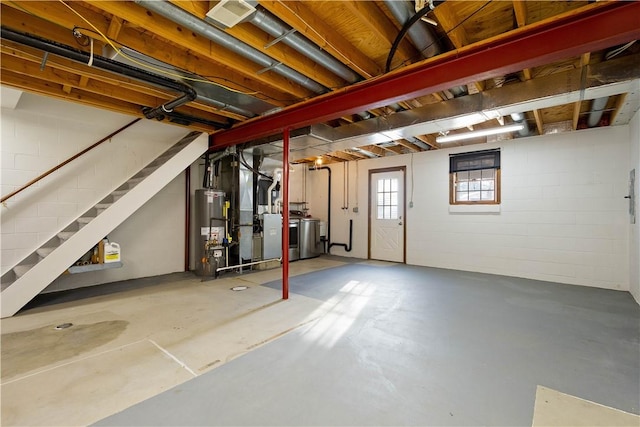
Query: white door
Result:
<box><xmin>370</xmin><ymin>170</ymin><xmax>404</xmax><ymax>262</ymax></box>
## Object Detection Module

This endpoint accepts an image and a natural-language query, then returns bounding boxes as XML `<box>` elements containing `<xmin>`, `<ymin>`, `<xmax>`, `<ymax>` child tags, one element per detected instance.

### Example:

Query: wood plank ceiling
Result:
<box><xmin>1</xmin><ymin>0</ymin><xmax>638</xmax><ymax>165</ymax></box>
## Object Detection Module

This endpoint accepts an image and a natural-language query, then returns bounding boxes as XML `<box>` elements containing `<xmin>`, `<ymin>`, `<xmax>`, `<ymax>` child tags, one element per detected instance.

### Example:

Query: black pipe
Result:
<box><xmin>1</xmin><ymin>27</ymin><xmax>197</xmax><ymax>119</ymax></box>
<box><xmin>329</xmin><ymin>219</ymin><xmax>353</xmax><ymax>253</ymax></box>
<box><xmin>311</xmin><ymin>166</ymin><xmax>331</xmax><ymax>250</ymax></box>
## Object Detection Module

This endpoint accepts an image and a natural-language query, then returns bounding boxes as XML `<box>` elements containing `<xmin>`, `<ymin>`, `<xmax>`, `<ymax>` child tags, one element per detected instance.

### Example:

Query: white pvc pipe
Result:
<box><xmin>267</xmin><ymin>168</ymin><xmax>282</xmax><ymax>213</ymax></box>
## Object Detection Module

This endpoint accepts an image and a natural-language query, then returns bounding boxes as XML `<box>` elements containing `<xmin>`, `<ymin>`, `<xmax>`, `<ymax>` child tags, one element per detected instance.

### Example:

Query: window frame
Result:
<box><xmin>449</xmin><ymin>149</ymin><xmax>501</xmax><ymax>205</ymax></box>
<box><xmin>375</xmin><ymin>177</ymin><xmax>400</xmax><ymax>220</ymax></box>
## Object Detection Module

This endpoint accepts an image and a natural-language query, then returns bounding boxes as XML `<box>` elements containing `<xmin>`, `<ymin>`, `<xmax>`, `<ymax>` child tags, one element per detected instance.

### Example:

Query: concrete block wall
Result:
<box><xmin>1</xmin><ymin>91</ymin><xmax>190</xmax><ymax>288</ymax></box>
<box><xmin>313</xmin><ymin>125</ymin><xmax>631</xmax><ymax>291</ymax></box>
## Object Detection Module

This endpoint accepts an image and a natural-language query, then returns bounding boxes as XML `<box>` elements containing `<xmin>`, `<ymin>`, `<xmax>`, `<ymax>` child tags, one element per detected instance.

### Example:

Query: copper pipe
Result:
<box><xmin>1</xmin><ymin>118</ymin><xmax>141</xmax><ymax>204</ymax></box>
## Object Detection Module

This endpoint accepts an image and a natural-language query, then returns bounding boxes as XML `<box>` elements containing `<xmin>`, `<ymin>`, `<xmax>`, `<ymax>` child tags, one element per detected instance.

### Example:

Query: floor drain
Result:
<box><xmin>230</xmin><ymin>286</ymin><xmax>249</xmax><ymax>291</ymax></box>
<box><xmin>54</xmin><ymin>323</ymin><xmax>73</xmax><ymax>330</ymax></box>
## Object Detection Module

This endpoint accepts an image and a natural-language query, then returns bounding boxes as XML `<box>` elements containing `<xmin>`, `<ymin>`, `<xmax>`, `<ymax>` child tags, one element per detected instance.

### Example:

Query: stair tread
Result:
<box><xmin>2</xmin><ymin>134</ymin><xmax>204</xmax><ymax>316</ymax></box>
<box><xmin>58</xmin><ymin>231</ymin><xmax>75</xmax><ymax>240</ymax></box>
<box><xmin>14</xmin><ymin>264</ymin><xmax>35</xmax><ymax>277</ymax></box>
<box><xmin>36</xmin><ymin>247</ymin><xmax>55</xmax><ymax>257</ymax></box>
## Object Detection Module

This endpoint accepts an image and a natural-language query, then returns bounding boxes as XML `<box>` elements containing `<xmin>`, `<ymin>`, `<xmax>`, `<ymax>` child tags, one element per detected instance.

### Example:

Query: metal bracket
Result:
<box><xmin>264</xmin><ymin>28</ymin><xmax>297</xmax><ymax>49</ymax></box>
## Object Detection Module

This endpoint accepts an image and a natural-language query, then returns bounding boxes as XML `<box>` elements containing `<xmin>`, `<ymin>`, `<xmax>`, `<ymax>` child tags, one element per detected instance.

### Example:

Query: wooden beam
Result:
<box><xmin>513</xmin><ymin>1</ymin><xmax>535</xmax><ymax>84</ymax></box>
<box><xmin>78</xmin><ymin>75</ymin><xmax>90</xmax><ymax>88</ymax></box>
<box><xmin>414</xmin><ymin>134</ymin><xmax>440</xmax><ymax>150</ymax></box>
<box><xmin>168</xmin><ymin>2</ymin><xmax>346</xmax><ymax>90</ymax></box>
<box><xmin>2</xmin><ymin>41</ymin><xmax>241</xmax><ymax>122</ymax></box>
<box><xmin>83</xmin><ymin>1</ymin><xmax>314</xmax><ymax>99</ymax></box>
<box><xmin>359</xmin><ymin>145</ymin><xmax>387</xmax><ymax>157</ymax></box>
<box><xmin>432</xmin><ymin>3</ymin><xmax>470</xmax><ymax>48</ymax></box>
<box><xmin>572</xmin><ymin>52</ymin><xmax>591</xmax><ymax>129</ymax></box>
<box><xmin>512</xmin><ymin>1</ymin><xmax>528</xmax><ymax>28</ymax></box>
<box><xmin>532</xmin><ymin>108</ymin><xmax>544</xmax><ymax>136</ymax></box>
<box><xmin>1</xmin><ymin>3</ymin><xmax>292</xmax><ymax>108</ymax></box>
<box><xmin>344</xmin><ymin>1</ymin><xmax>417</xmax><ymax>64</ymax></box>
<box><xmin>344</xmin><ymin>150</ymin><xmax>368</xmax><ymax>160</ymax></box>
<box><xmin>1</xmin><ymin>69</ymin><xmax>142</xmax><ymax>117</ymax></box>
<box><xmin>328</xmin><ymin>151</ymin><xmax>359</xmax><ymax>161</ymax></box>
<box><xmin>106</xmin><ymin>15</ymin><xmax>124</xmax><ymax>40</ymax></box>
<box><xmin>432</xmin><ymin>2</ymin><xmax>481</xmax><ymax>94</ymax></box>
<box><xmin>395</xmin><ymin>139</ymin><xmax>421</xmax><ymax>152</ymax></box>
<box><xmin>1</xmin><ymin>52</ymin><xmax>232</xmax><ymax>126</ymax></box>
<box><xmin>609</xmin><ymin>93</ymin><xmax>627</xmax><ymax>125</ymax></box>
<box><xmin>258</xmin><ymin>0</ymin><xmax>381</xmax><ymax>78</ymax></box>
<box><xmin>379</xmin><ymin>144</ymin><xmax>404</xmax><ymax>155</ymax></box>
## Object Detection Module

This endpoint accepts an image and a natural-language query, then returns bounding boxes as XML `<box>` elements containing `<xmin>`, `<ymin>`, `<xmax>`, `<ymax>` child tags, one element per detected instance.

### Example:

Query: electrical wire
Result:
<box><xmin>10</xmin><ymin>0</ymin><xmax>306</xmax><ymax>104</ymax></box>
<box><xmin>239</xmin><ymin>149</ymin><xmax>273</xmax><ymax>180</ymax></box>
<box><xmin>386</xmin><ymin>0</ymin><xmax>493</xmax><ymax>73</ymax></box>
<box><xmin>410</xmin><ymin>153</ymin><xmax>414</xmax><ymax>207</ymax></box>
<box><xmin>69</xmin><ymin>25</ymin><xmax>305</xmax><ymax>104</ymax></box>
<box><xmin>56</xmin><ymin>0</ymin><xmax>264</xmax><ymax>97</ymax></box>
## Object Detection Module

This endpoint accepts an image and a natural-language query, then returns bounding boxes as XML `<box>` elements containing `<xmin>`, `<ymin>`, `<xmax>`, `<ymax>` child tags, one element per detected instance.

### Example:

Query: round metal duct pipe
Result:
<box><xmin>250</xmin><ymin>9</ymin><xmax>361</xmax><ymax>83</ymax></box>
<box><xmin>135</xmin><ymin>0</ymin><xmax>327</xmax><ymax>95</ymax></box>
<box><xmin>384</xmin><ymin>0</ymin><xmax>440</xmax><ymax>58</ymax></box>
<box><xmin>384</xmin><ymin>0</ymin><xmax>466</xmax><ymax>97</ymax></box>
<box><xmin>587</xmin><ymin>97</ymin><xmax>609</xmax><ymax>127</ymax></box>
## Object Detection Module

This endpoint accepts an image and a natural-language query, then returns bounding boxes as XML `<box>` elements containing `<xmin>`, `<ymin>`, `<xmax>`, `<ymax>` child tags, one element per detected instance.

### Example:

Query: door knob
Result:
<box><xmin>399</xmin><ymin>221</ymin><xmax>403</xmax><ymax>225</ymax></box>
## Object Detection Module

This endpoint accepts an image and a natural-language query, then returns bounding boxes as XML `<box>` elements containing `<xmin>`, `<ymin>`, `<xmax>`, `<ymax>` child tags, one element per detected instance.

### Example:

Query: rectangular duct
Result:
<box><xmin>245</xmin><ymin>53</ymin><xmax>640</xmax><ymax>162</ymax></box>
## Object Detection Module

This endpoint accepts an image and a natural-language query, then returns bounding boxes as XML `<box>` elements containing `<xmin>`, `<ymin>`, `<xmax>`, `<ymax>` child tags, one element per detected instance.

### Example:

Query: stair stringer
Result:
<box><xmin>0</xmin><ymin>132</ymin><xmax>208</xmax><ymax>318</ymax></box>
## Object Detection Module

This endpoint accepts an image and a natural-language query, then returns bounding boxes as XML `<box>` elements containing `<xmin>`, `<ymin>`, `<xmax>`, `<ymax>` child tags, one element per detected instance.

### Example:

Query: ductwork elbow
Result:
<box><xmin>143</xmin><ymin>86</ymin><xmax>198</xmax><ymax>120</ymax></box>
<box><xmin>510</xmin><ymin>112</ymin><xmax>530</xmax><ymax>137</ymax></box>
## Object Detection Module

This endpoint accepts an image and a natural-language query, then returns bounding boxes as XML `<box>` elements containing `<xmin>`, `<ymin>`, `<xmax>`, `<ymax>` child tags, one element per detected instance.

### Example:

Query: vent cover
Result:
<box><xmin>206</xmin><ymin>0</ymin><xmax>256</xmax><ymax>28</ymax></box>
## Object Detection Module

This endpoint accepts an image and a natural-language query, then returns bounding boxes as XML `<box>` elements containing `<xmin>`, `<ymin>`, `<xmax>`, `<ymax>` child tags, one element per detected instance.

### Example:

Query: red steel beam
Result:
<box><xmin>282</xmin><ymin>127</ymin><xmax>290</xmax><ymax>300</ymax></box>
<box><xmin>211</xmin><ymin>1</ymin><xmax>640</xmax><ymax>148</ymax></box>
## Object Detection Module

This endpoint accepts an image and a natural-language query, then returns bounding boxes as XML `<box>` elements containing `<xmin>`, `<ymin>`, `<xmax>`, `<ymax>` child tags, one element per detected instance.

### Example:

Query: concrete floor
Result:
<box><xmin>2</xmin><ymin>257</ymin><xmax>639</xmax><ymax>426</ymax></box>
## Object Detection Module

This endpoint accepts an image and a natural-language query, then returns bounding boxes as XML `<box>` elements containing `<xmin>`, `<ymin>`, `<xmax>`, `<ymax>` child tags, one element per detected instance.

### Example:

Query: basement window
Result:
<box><xmin>449</xmin><ymin>149</ymin><xmax>500</xmax><ymax>205</ymax></box>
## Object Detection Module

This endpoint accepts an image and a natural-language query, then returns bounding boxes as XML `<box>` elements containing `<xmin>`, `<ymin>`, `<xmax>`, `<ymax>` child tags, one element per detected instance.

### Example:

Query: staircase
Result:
<box><xmin>1</xmin><ymin>131</ymin><xmax>208</xmax><ymax>318</ymax></box>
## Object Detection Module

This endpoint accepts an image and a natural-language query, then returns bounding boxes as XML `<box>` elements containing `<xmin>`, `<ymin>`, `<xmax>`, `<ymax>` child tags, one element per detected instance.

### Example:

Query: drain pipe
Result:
<box><xmin>329</xmin><ymin>219</ymin><xmax>353</xmax><ymax>253</ymax></box>
<box><xmin>311</xmin><ymin>166</ymin><xmax>331</xmax><ymax>249</ymax></box>
<box><xmin>135</xmin><ymin>0</ymin><xmax>326</xmax><ymax>95</ymax></box>
<box><xmin>1</xmin><ymin>27</ymin><xmax>197</xmax><ymax>119</ymax></box>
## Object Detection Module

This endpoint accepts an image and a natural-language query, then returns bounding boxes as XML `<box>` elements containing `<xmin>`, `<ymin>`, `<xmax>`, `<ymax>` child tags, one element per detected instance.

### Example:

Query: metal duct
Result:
<box><xmin>250</xmin><ymin>8</ymin><xmax>361</xmax><ymax>84</ymax></box>
<box><xmin>384</xmin><ymin>0</ymin><xmax>466</xmax><ymax>97</ymax></box>
<box><xmin>1</xmin><ymin>26</ymin><xmax>197</xmax><ymax>121</ymax></box>
<box><xmin>104</xmin><ymin>45</ymin><xmax>274</xmax><ymax>117</ymax></box>
<box><xmin>587</xmin><ymin>97</ymin><xmax>609</xmax><ymax>127</ymax></box>
<box><xmin>510</xmin><ymin>112</ymin><xmax>530</xmax><ymax>137</ymax></box>
<box><xmin>136</xmin><ymin>0</ymin><xmax>326</xmax><ymax>95</ymax></box>
<box><xmin>384</xmin><ymin>0</ymin><xmax>440</xmax><ymax>58</ymax></box>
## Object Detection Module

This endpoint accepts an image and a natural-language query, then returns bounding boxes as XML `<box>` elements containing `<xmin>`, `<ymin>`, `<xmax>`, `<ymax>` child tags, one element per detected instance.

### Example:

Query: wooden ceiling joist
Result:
<box><xmin>1</xmin><ymin>2</ymin><xmax>292</xmax><ymax>108</ymax></box>
<box><xmin>257</xmin><ymin>0</ymin><xmax>381</xmax><ymax>78</ymax></box>
<box><xmin>1</xmin><ymin>41</ymin><xmax>241</xmax><ymax>123</ymax></box>
<box><xmin>168</xmin><ymin>2</ymin><xmax>347</xmax><ymax>91</ymax></box>
<box><xmin>344</xmin><ymin>1</ymin><xmax>417</xmax><ymax>65</ymax></box>
<box><xmin>84</xmin><ymin>0</ymin><xmax>314</xmax><ymax>99</ymax></box>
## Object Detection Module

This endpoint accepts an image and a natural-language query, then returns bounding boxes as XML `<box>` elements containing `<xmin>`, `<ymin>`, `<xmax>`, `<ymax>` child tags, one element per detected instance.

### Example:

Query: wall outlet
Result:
<box><xmin>353</xmin><ymin>207</ymin><xmax>359</xmax><ymax>213</ymax></box>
